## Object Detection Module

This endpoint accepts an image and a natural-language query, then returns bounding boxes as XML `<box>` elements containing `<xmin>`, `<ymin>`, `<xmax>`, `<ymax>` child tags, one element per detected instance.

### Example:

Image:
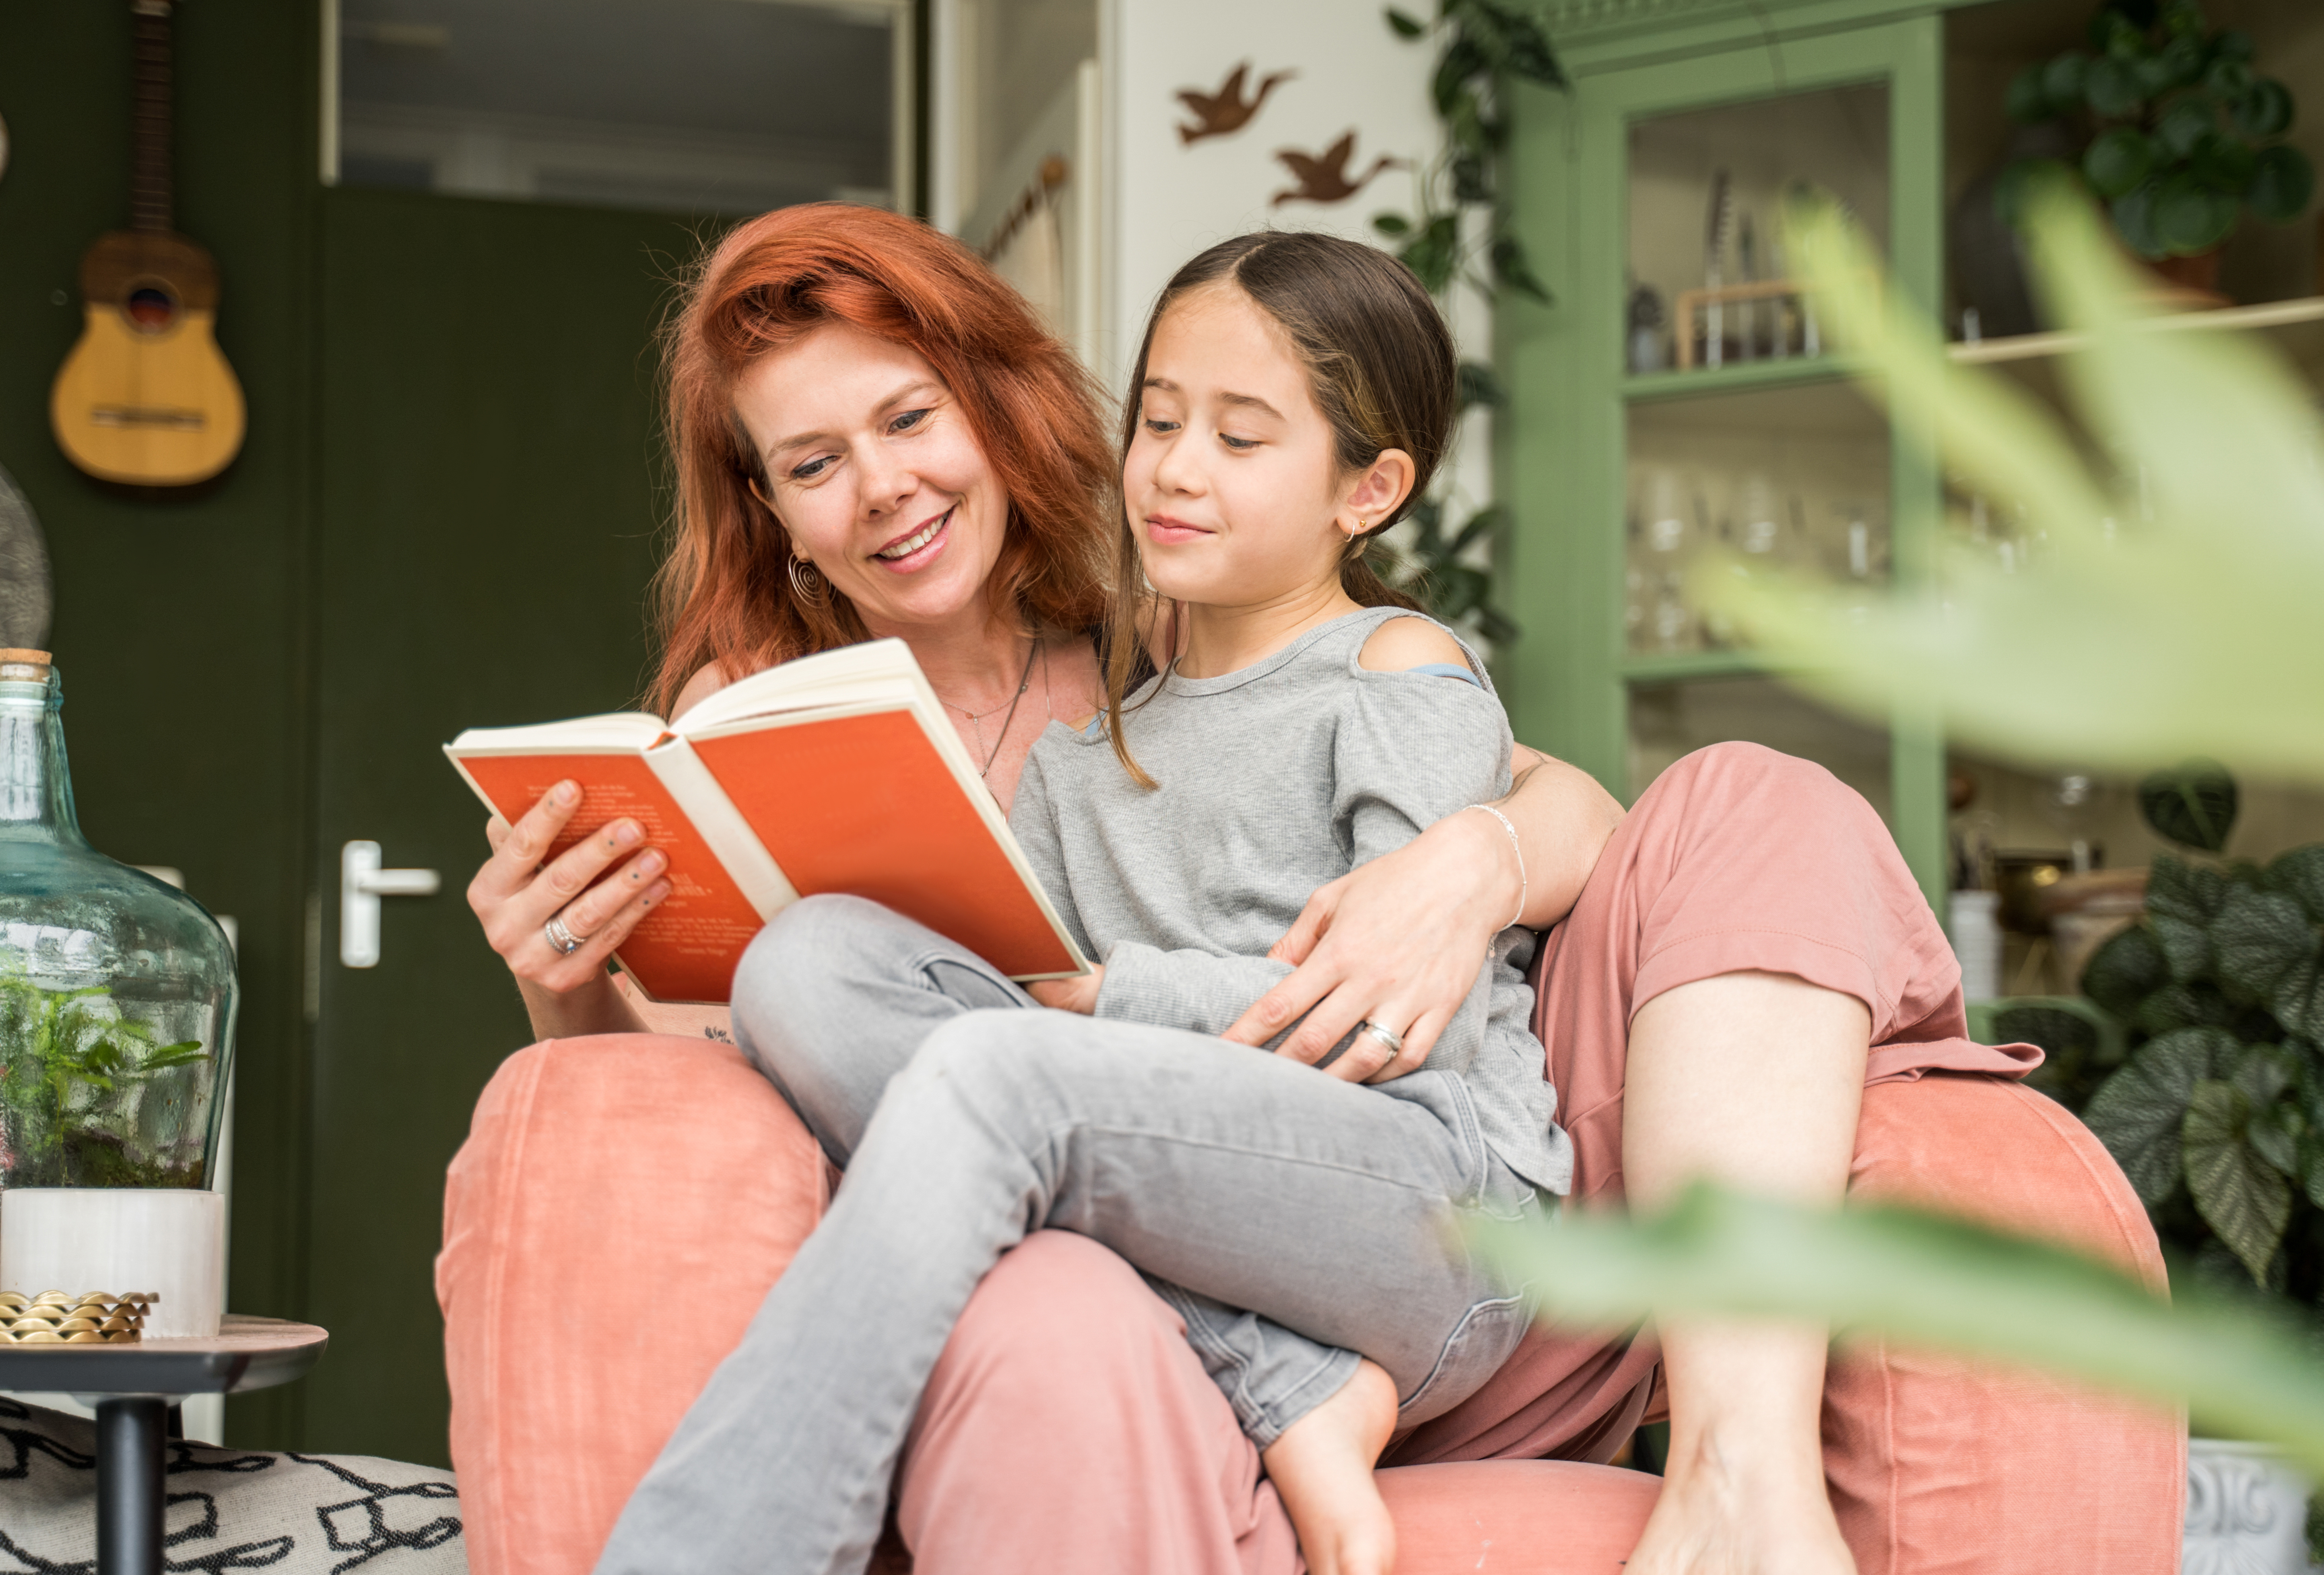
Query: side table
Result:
<box><xmin>0</xmin><ymin>1315</ymin><xmax>328</xmax><ymax>1575</ymax></box>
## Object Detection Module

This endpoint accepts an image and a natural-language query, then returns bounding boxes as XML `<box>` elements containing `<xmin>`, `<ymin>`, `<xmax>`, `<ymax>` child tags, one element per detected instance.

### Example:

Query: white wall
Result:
<box><xmin>1100</xmin><ymin>0</ymin><xmax>1448</xmax><ymax>391</ymax></box>
<box><xmin>1098</xmin><ymin>1</ymin><xmax>1494</xmax><ymax>589</ymax></box>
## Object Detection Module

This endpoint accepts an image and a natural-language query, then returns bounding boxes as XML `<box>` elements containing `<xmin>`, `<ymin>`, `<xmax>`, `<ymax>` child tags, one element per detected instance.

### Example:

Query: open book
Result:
<box><xmin>445</xmin><ymin>640</ymin><xmax>1090</xmax><ymax>1003</ymax></box>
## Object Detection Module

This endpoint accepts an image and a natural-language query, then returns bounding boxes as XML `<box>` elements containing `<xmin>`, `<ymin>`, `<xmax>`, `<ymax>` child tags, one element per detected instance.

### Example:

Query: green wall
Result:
<box><xmin>0</xmin><ymin>4</ymin><xmax>699</xmax><ymax>1461</ymax></box>
<box><xmin>0</xmin><ymin>0</ymin><xmax>321</xmax><ymax>1444</ymax></box>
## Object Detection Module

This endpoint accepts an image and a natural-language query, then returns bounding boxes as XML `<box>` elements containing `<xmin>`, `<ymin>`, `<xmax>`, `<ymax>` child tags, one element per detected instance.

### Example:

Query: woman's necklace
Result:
<box><xmin>940</xmin><ymin>636</ymin><xmax>1041</xmax><ymax>778</ymax></box>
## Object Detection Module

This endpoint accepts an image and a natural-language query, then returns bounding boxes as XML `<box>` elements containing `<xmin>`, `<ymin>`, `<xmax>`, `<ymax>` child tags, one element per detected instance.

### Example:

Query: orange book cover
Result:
<box><xmin>453</xmin><ymin>751</ymin><xmax>768</xmax><ymax>1006</ymax></box>
<box><xmin>445</xmin><ymin>640</ymin><xmax>1089</xmax><ymax>1004</ymax></box>
<box><xmin>690</xmin><ymin>710</ymin><xmax>1074</xmax><ymax>980</ymax></box>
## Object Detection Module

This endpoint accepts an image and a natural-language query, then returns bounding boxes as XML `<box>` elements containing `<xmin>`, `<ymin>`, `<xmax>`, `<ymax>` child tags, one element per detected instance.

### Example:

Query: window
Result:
<box><xmin>324</xmin><ymin>0</ymin><xmax>914</xmax><ymax>216</ymax></box>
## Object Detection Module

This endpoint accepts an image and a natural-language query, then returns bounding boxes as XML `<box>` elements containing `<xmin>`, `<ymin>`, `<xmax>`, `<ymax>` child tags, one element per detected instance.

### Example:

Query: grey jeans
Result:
<box><xmin>593</xmin><ymin>894</ymin><xmax>1542</xmax><ymax>1575</ymax></box>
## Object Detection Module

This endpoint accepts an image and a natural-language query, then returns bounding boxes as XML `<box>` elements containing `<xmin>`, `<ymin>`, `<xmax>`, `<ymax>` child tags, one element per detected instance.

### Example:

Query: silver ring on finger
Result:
<box><xmin>1357</xmin><ymin>1020</ymin><xmax>1405</xmax><ymax>1057</ymax></box>
<box><xmin>543</xmin><ymin>911</ymin><xmax>589</xmax><ymax>956</ymax></box>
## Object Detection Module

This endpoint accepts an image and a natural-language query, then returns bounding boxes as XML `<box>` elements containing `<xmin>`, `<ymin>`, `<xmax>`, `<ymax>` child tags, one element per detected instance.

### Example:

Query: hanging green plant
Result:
<box><xmin>2003</xmin><ymin>0</ymin><xmax>2314</xmax><ymax>260</ymax></box>
<box><xmin>1374</xmin><ymin>0</ymin><xmax>1564</xmax><ymax>641</ymax></box>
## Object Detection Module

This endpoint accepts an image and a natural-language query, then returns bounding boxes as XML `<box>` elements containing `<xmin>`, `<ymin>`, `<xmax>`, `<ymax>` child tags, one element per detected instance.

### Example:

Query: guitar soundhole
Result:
<box><xmin>126</xmin><ymin>287</ymin><xmax>177</xmax><ymax>332</ymax></box>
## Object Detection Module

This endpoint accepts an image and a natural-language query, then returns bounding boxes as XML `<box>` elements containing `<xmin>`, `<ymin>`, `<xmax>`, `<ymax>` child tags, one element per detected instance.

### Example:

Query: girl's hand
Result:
<box><xmin>1028</xmin><ymin>966</ymin><xmax>1105</xmax><ymax>1014</ymax></box>
<box><xmin>1222</xmin><ymin>806</ymin><xmax>1519</xmax><ymax>1082</ymax></box>
<box><xmin>467</xmin><ymin>781</ymin><xmax>674</xmax><ymax>997</ymax></box>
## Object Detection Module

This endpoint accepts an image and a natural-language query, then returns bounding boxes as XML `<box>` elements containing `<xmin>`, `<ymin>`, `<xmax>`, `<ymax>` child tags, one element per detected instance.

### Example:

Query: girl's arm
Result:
<box><xmin>1220</xmin><ymin>743</ymin><xmax>1625</xmax><ymax>1075</ymax></box>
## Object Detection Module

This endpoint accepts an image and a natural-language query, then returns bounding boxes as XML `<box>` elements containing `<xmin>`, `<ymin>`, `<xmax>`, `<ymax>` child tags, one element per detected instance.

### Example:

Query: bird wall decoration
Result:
<box><xmin>1176</xmin><ymin>61</ymin><xmax>1295</xmax><ymax>145</ymax></box>
<box><xmin>1271</xmin><ymin>132</ymin><xmax>1404</xmax><ymax>208</ymax></box>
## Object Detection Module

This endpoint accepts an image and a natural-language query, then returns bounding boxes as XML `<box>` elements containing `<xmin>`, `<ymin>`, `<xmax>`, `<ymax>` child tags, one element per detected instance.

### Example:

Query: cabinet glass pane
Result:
<box><xmin>1627</xmin><ymin>83</ymin><xmax>1889</xmax><ymax>375</ymax></box>
<box><xmin>1625</xmin><ymin>381</ymin><xmax>1889</xmax><ymax>655</ymax></box>
<box><xmin>1629</xmin><ymin>676</ymin><xmax>1892</xmax><ymax>821</ymax></box>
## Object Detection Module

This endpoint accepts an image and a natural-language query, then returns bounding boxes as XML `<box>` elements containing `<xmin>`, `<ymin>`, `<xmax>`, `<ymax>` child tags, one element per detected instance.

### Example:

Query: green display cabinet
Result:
<box><xmin>1499</xmin><ymin>0</ymin><xmax>2324</xmax><ymax>939</ymax></box>
<box><xmin>1500</xmin><ymin>0</ymin><xmax>1952</xmax><ymax>905</ymax></box>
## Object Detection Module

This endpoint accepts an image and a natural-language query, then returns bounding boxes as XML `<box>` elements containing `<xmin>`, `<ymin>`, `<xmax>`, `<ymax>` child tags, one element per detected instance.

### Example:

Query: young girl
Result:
<box><xmin>593</xmin><ymin>231</ymin><xmax>1571</xmax><ymax>1575</ymax></box>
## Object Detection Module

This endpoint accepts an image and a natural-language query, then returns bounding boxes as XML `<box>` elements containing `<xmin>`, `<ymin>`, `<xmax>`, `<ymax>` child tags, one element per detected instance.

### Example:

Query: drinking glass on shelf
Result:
<box><xmin>1631</xmin><ymin>462</ymin><xmax>1701</xmax><ymax>653</ymax></box>
<box><xmin>1735</xmin><ymin>471</ymin><xmax>1783</xmax><ymax>563</ymax></box>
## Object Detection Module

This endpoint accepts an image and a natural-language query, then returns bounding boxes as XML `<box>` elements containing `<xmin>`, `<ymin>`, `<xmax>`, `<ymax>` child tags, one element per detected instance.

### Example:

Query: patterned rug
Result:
<box><xmin>0</xmin><ymin>1396</ymin><xmax>465</xmax><ymax>1573</ymax></box>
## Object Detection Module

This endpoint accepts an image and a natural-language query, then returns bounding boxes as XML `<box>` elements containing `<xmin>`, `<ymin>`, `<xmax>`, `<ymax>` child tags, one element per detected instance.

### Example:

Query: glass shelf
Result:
<box><xmin>1625</xmin><ymin>80</ymin><xmax>1891</xmax><ymax>378</ymax></box>
<box><xmin>1623</xmin><ymin>377</ymin><xmax>1891</xmax><ymax>658</ymax></box>
<box><xmin>1621</xmin><ymin>357</ymin><xmax>1865</xmax><ymax>403</ymax></box>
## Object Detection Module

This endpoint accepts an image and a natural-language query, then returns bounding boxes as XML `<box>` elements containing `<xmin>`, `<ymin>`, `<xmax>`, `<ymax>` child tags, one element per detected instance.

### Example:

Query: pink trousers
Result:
<box><xmin>439</xmin><ymin>743</ymin><xmax>2186</xmax><ymax>1574</ymax></box>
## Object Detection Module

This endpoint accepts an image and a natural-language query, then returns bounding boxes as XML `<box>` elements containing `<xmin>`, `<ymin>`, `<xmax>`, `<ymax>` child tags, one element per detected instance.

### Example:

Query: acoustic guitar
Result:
<box><xmin>51</xmin><ymin>0</ymin><xmax>245</xmax><ymax>487</ymax></box>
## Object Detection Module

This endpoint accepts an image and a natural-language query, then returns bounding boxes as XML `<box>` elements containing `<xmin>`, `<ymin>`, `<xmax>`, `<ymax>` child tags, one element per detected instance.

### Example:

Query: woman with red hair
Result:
<box><xmin>444</xmin><ymin>204</ymin><xmax>2179</xmax><ymax>1575</ymax></box>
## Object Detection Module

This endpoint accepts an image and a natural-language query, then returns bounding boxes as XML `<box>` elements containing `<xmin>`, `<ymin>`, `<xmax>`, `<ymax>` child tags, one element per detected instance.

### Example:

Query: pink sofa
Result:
<box><xmin>439</xmin><ymin>1030</ymin><xmax>2183</xmax><ymax>1575</ymax></box>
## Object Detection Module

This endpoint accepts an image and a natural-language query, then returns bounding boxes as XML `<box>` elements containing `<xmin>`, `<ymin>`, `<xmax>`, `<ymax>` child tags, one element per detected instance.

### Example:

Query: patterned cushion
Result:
<box><xmin>0</xmin><ymin>1396</ymin><xmax>466</xmax><ymax>1572</ymax></box>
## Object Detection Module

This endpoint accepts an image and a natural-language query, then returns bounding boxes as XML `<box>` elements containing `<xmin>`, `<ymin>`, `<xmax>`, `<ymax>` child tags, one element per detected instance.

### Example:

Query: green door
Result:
<box><xmin>291</xmin><ymin>187</ymin><xmax>711</xmax><ymax>1464</ymax></box>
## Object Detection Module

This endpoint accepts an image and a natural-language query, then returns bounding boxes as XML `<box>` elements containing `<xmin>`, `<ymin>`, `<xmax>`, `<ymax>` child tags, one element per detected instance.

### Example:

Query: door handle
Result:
<box><xmin>340</xmin><ymin>840</ymin><xmax>442</xmax><ymax>968</ymax></box>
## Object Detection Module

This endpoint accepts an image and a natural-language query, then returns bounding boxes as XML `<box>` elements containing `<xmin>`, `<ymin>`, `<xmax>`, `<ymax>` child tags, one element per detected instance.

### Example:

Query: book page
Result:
<box><xmin>452</xmin><ymin>751</ymin><xmax>766</xmax><ymax>1004</ymax></box>
<box><xmin>688</xmin><ymin>708</ymin><xmax>1085</xmax><ymax>979</ymax></box>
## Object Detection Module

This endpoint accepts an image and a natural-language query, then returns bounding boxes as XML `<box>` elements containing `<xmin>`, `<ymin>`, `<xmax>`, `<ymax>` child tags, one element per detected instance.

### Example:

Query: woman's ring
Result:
<box><xmin>543</xmin><ymin>912</ymin><xmax>588</xmax><ymax>956</ymax></box>
<box><xmin>1357</xmin><ymin>1020</ymin><xmax>1405</xmax><ymax>1056</ymax></box>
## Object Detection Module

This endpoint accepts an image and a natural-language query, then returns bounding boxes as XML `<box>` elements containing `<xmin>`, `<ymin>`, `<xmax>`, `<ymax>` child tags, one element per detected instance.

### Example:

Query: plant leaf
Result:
<box><xmin>2083</xmin><ymin>923</ymin><xmax>2169</xmax><ymax>1016</ymax></box>
<box><xmin>2136</xmin><ymin>979</ymin><xmax>2240</xmax><ymax>1036</ymax></box>
<box><xmin>1489</xmin><ymin>234</ymin><xmax>1551</xmax><ymax>303</ymax></box>
<box><xmin>2269</xmin><ymin>956</ymin><xmax>2324</xmax><ymax>1042</ymax></box>
<box><xmin>2138</xmin><ymin>760</ymin><xmax>2239</xmax><ymax>850</ymax></box>
<box><xmin>2007</xmin><ymin>65</ymin><xmax>2054</xmax><ymax>124</ymax></box>
<box><xmin>2191</xmin><ymin>132</ymin><xmax>2256</xmax><ymax>196</ymax></box>
<box><xmin>2084</xmin><ymin>54</ymin><xmax>2143</xmax><ymax>118</ymax></box>
<box><xmin>2152</xmin><ymin>170</ymin><xmax>2240</xmax><ymax>254</ymax></box>
<box><xmin>1373</xmin><ymin>211</ymin><xmax>1413</xmax><ymax>238</ymax></box>
<box><xmin>2209</xmin><ymin>886</ymin><xmax>2315</xmax><ymax>1005</ymax></box>
<box><xmin>1386</xmin><ymin>5</ymin><xmax>1427</xmax><ymax>39</ymax></box>
<box><xmin>2184</xmin><ymin>1078</ymin><xmax>2293</xmax><ymax>1282</ymax></box>
<box><xmin>2045</xmin><ymin>51</ymin><xmax>2092</xmax><ymax>108</ymax></box>
<box><xmin>1451</xmin><ymin>502</ymin><xmax>1505</xmax><ymax>554</ymax></box>
<box><xmin>2246</xmin><ymin>144</ymin><xmax>2315</xmax><ymax>225</ymax></box>
<box><xmin>2084</xmin><ymin>1025</ymin><xmax>2238</xmax><ymax>1201</ymax></box>
<box><xmin>2085</xmin><ymin>127</ymin><xmax>2157</xmax><ymax>197</ymax></box>
<box><xmin>1456</xmin><ymin>360</ymin><xmax>1505</xmax><ymax>411</ymax></box>
<box><xmin>2264</xmin><ymin>846</ymin><xmax>2324</xmax><ymax>923</ymax></box>
<box><xmin>1398</xmin><ymin>214</ymin><xmax>1462</xmax><ymax>295</ymax></box>
<box><xmin>2231</xmin><ymin>78</ymin><xmax>2293</xmax><ymax>140</ymax></box>
<box><xmin>1468</xmin><ymin>1184</ymin><xmax>2324</xmax><ymax>1476</ymax></box>
<box><xmin>2156</xmin><ymin>96</ymin><xmax>2217</xmax><ymax>160</ymax></box>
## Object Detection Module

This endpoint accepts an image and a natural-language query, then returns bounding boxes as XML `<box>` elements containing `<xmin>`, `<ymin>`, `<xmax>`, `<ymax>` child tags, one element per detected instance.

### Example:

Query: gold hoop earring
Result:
<box><xmin>788</xmin><ymin>554</ymin><xmax>828</xmax><ymax>607</ymax></box>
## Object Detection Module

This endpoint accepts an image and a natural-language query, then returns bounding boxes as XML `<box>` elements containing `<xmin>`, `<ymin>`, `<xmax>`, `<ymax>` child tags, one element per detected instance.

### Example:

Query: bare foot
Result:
<box><xmin>1625</xmin><ymin>1427</ymin><xmax>1856</xmax><ymax>1575</ymax></box>
<box><xmin>1259</xmin><ymin>1358</ymin><xmax>1399</xmax><ymax>1575</ymax></box>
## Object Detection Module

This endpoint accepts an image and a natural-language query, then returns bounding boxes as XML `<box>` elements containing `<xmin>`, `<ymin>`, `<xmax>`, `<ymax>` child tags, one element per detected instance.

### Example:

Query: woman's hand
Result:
<box><xmin>1221</xmin><ymin>808</ymin><xmax>1517</xmax><ymax>1080</ymax></box>
<box><xmin>1222</xmin><ymin>750</ymin><xmax>1623</xmax><ymax>1082</ymax></box>
<box><xmin>467</xmin><ymin>781</ymin><xmax>672</xmax><ymax>1020</ymax></box>
<box><xmin>1027</xmin><ymin>965</ymin><xmax>1104</xmax><ymax>1015</ymax></box>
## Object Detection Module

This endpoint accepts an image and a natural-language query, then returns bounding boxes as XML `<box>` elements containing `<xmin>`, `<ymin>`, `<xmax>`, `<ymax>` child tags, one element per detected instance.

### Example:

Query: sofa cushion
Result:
<box><xmin>1379</xmin><ymin>1459</ymin><xmax>1660</xmax><ymax>1573</ymax></box>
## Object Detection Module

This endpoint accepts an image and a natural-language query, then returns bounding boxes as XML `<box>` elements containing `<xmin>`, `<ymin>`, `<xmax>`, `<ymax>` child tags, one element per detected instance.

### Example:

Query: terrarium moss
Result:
<box><xmin>0</xmin><ymin>975</ymin><xmax>207</xmax><ymax>1189</ymax></box>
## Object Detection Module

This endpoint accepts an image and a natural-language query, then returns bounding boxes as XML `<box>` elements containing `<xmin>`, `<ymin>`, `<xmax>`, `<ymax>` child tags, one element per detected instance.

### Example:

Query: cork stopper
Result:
<box><xmin>0</xmin><ymin>650</ymin><xmax>51</xmax><ymax>683</ymax></box>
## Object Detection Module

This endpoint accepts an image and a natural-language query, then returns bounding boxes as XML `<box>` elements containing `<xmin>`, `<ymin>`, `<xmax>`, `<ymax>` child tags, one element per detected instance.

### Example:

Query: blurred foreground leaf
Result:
<box><xmin>1697</xmin><ymin>193</ymin><xmax>2324</xmax><ymax>782</ymax></box>
<box><xmin>1471</xmin><ymin>1184</ymin><xmax>2324</xmax><ymax>1473</ymax></box>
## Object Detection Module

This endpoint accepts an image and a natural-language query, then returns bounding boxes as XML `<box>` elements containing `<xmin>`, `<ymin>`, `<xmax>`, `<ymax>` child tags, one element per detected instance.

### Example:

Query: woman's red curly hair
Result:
<box><xmin>651</xmin><ymin>202</ymin><xmax>1113</xmax><ymax>713</ymax></box>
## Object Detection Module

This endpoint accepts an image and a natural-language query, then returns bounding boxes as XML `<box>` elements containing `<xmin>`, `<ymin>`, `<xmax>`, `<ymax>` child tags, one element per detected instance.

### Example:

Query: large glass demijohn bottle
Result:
<box><xmin>0</xmin><ymin>650</ymin><xmax>237</xmax><ymax>1189</ymax></box>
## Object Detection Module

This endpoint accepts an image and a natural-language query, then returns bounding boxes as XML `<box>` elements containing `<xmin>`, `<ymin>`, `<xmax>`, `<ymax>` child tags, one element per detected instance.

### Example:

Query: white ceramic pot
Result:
<box><xmin>0</xmin><ymin>1188</ymin><xmax>223</xmax><ymax>1338</ymax></box>
<box><xmin>2184</xmin><ymin>1437</ymin><xmax>2315</xmax><ymax>1575</ymax></box>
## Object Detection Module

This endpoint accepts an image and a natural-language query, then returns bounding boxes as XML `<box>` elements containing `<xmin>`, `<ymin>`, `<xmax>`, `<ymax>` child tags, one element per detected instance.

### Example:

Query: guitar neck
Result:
<box><xmin>130</xmin><ymin>0</ymin><xmax>173</xmax><ymax>235</ymax></box>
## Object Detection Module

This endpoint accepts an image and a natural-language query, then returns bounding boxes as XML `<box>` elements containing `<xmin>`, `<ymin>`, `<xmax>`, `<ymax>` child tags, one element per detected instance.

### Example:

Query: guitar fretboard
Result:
<box><xmin>130</xmin><ymin>0</ymin><xmax>173</xmax><ymax>234</ymax></box>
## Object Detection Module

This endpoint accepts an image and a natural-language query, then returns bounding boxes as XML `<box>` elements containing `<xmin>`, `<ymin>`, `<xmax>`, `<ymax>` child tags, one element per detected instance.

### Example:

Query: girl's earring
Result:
<box><xmin>789</xmin><ymin>554</ymin><xmax>829</xmax><ymax>608</ymax></box>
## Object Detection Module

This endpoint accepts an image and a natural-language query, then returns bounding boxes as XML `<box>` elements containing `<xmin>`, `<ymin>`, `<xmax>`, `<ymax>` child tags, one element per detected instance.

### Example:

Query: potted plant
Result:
<box><xmin>0</xmin><ymin>651</ymin><xmax>235</xmax><ymax>1338</ymax></box>
<box><xmin>2004</xmin><ymin>0</ymin><xmax>2314</xmax><ymax>293</ymax></box>
<box><xmin>2044</xmin><ymin>762</ymin><xmax>2324</xmax><ymax>1567</ymax></box>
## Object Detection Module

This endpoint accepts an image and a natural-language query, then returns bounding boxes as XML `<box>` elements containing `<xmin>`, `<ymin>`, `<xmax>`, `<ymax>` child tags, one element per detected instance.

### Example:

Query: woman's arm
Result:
<box><xmin>1219</xmin><ymin>742</ymin><xmax>1624</xmax><ymax>1076</ymax></box>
